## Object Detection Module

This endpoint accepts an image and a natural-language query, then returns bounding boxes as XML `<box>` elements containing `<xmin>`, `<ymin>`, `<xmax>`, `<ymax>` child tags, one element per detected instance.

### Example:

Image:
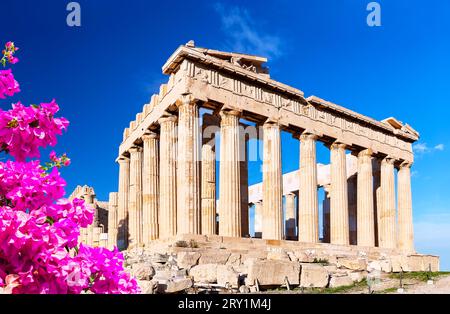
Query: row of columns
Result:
<box><xmin>79</xmin><ymin>193</ymin><xmax>108</xmax><ymax>248</ymax></box>
<box><xmin>253</xmin><ymin>138</ymin><xmax>414</xmax><ymax>252</ymax></box>
<box><xmin>113</xmin><ymin>98</ymin><xmax>414</xmax><ymax>253</ymax></box>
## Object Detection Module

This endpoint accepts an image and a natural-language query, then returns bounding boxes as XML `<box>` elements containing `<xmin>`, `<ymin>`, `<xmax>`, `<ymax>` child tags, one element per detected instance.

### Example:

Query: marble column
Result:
<box><xmin>93</xmin><ymin>227</ymin><xmax>102</xmax><ymax>247</ymax></box>
<box><xmin>372</xmin><ymin>159</ymin><xmax>381</xmax><ymax>247</ymax></box>
<box><xmin>285</xmin><ymin>193</ymin><xmax>296</xmax><ymax>240</ymax></box>
<box><xmin>128</xmin><ymin>146</ymin><xmax>143</xmax><ymax>247</ymax></box>
<box><xmin>177</xmin><ymin>98</ymin><xmax>201</xmax><ymax>234</ymax></box>
<box><xmin>379</xmin><ymin>156</ymin><xmax>396</xmax><ymax>249</ymax></box>
<box><xmin>357</xmin><ymin>149</ymin><xmax>375</xmax><ymax>247</ymax></box>
<box><xmin>240</xmin><ymin>129</ymin><xmax>249</xmax><ymax>237</ymax></box>
<box><xmin>219</xmin><ymin>110</ymin><xmax>242</xmax><ymax>237</ymax></box>
<box><xmin>201</xmin><ymin>143</ymin><xmax>216</xmax><ymax>235</ymax></box>
<box><xmin>323</xmin><ymin>185</ymin><xmax>331</xmax><ymax>243</ymax></box>
<box><xmin>117</xmin><ymin>156</ymin><xmax>130</xmax><ymax>250</ymax></box>
<box><xmin>83</xmin><ymin>191</ymin><xmax>94</xmax><ymax>246</ymax></box>
<box><xmin>142</xmin><ymin>131</ymin><xmax>159</xmax><ymax>243</ymax></box>
<box><xmin>86</xmin><ymin>228</ymin><xmax>93</xmax><ymax>246</ymax></box>
<box><xmin>348</xmin><ymin>175</ymin><xmax>358</xmax><ymax>245</ymax></box>
<box><xmin>159</xmin><ymin>115</ymin><xmax>177</xmax><ymax>237</ymax></box>
<box><xmin>262</xmin><ymin>122</ymin><xmax>283</xmax><ymax>240</ymax></box>
<box><xmin>254</xmin><ymin>201</ymin><xmax>263</xmax><ymax>238</ymax></box>
<box><xmin>298</xmin><ymin>132</ymin><xmax>319</xmax><ymax>243</ymax></box>
<box><xmin>80</xmin><ymin>228</ymin><xmax>88</xmax><ymax>245</ymax></box>
<box><xmin>330</xmin><ymin>142</ymin><xmax>349</xmax><ymax>245</ymax></box>
<box><xmin>107</xmin><ymin>192</ymin><xmax>118</xmax><ymax>249</ymax></box>
<box><xmin>398</xmin><ymin>162</ymin><xmax>414</xmax><ymax>253</ymax></box>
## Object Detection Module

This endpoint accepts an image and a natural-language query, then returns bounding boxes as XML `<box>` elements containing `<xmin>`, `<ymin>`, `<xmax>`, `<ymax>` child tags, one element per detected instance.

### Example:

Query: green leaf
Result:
<box><xmin>45</xmin><ymin>216</ymin><xmax>55</xmax><ymax>225</ymax></box>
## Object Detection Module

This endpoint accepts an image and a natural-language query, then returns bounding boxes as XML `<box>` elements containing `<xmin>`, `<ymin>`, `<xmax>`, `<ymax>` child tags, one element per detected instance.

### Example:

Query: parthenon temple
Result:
<box><xmin>81</xmin><ymin>41</ymin><xmax>421</xmax><ymax>256</ymax></box>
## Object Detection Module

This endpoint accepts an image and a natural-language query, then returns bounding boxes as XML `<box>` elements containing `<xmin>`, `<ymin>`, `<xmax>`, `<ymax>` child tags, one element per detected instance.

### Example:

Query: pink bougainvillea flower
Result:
<box><xmin>0</xmin><ymin>69</ymin><xmax>20</xmax><ymax>99</ymax></box>
<box><xmin>0</xmin><ymin>42</ymin><xmax>139</xmax><ymax>294</ymax></box>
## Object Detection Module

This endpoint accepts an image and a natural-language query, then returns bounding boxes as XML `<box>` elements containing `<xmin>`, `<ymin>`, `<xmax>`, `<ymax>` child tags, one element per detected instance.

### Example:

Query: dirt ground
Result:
<box><xmin>404</xmin><ymin>275</ymin><xmax>450</xmax><ymax>294</ymax></box>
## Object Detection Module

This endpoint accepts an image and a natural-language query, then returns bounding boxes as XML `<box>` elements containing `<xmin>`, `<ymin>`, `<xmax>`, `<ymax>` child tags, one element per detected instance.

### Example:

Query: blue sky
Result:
<box><xmin>1</xmin><ymin>0</ymin><xmax>450</xmax><ymax>269</ymax></box>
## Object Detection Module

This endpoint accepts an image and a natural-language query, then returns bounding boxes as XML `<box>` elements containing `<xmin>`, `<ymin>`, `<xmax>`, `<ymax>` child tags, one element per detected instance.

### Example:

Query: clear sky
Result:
<box><xmin>1</xmin><ymin>0</ymin><xmax>450</xmax><ymax>269</ymax></box>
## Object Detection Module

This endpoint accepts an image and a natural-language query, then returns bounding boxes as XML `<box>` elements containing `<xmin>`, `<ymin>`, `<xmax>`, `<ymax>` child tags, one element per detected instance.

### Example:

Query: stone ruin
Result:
<box><xmin>71</xmin><ymin>41</ymin><xmax>439</xmax><ymax>293</ymax></box>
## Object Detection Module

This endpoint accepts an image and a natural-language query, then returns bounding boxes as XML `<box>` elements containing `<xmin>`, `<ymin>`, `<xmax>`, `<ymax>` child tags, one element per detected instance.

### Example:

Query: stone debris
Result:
<box><xmin>216</xmin><ymin>265</ymin><xmax>240</xmax><ymax>287</ymax></box>
<box><xmin>189</xmin><ymin>264</ymin><xmax>218</xmax><ymax>283</ymax></box>
<box><xmin>199</xmin><ymin>252</ymin><xmax>231</xmax><ymax>265</ymax></box>
<box><xmin>132</xmin><ymin>263</ymin><xmax>155</xmax><ymax>281</ymax></box>
<box><xmin>246</xmin><ymin>259</ymin><xmax>300</xmax><ymax>286</ymax></box>
<box><xmin>123</xmin><ymin>238</ymin><xmax>440</xmax><ymax>294</ymax></box>
<box><xmin>300</xmin><ymin>263</ymin><xmax>329</xmax><ymax>288</ymax></box>
<box><xmin>160</xmin><ymin>277</ymin><xmax>193</xmax><ymax>293</ymax></box>
<box><xmin>329</xmin><ymin>275</ymin><xmax>354</xmax><ymax>288</ymax></box>
<box><xmin>337</xmin><ymin>257</ymin><xmax>367</xmax><ymax>271</ymax></box>
<box><xmin>177</xmin><ymin>252</ymin><xmax>201</xmax><ymax>269</ymax></box>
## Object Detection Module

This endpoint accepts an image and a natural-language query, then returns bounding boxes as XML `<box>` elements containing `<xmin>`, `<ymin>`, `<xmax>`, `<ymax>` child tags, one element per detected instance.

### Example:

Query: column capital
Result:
<box><xmin>296</xmin><ymin>128</ymin><xmax>322</xmax><ymax>139</ymax></box>
<box><xmin>176</xmin><ymin>94</ymin><xmax>197</xmax><ymax>108</ymax></box>
<box><xmin>158</xmin><ymin>113</ymin><xmax>177</xmax><ymax>125</ymax></box>
<box><xmin>219</xmin><ymin>108</ymin><xmax>242</xmax><ymax>118</ymax></box>
<box><xmin>142</xmin><ymin>130</ymin><xmax>159</xmax><ymax>141</ymax></box>
<box><xmin>263</xmin><ymin>120</ymin><xmax>280</xmax><ymax>129</ymax></box>
<box><xmin>357</xmin><ymin>148</ymin><xmax>373</xmax><ymax>158</ymax></box>
<box><xmin>129</xmin><ymin>146</ymin><xmax>142</xmax><ymax>154</ymax></box>
<box><xmin>330</xmin><ymin>141</ymin><xmax>347</xmax><ymax>151</ymax></box>
<box><xmin>399</xmin><ymin>160</ymin><xmax>413</xmax><ymax>169</ymax></box>
<box><xmin>382</xmin><ymin>155</ymin><xmax>396</xmax><ymax>165</ymax></box>
<box><xmin>219</xmin><ymin>109</ymin><xmax>241</xmax><ymax>128</ymax></box>
<box><xmin>298</xmin><ymin>131</ymin><xmax>320</xmax><ymax>142</ymax></box>
<box><xmin>116</xmin><ymin>155</ymin><xmax>130</xmax><ymax>164</ymax></box>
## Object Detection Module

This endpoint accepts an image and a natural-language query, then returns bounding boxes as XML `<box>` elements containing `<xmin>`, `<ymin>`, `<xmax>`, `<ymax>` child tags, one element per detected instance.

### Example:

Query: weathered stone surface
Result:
<box><xmin>367</xmin><ymin>261</ymin><xmax>382</xmax><ymax>272</ymax></box>
<box><xmin>402</xmin><ymin>255</ymin><xmax>424</xmax><ymax>272</ymax></box>
<box><xmin>163</xmin><ymin>278</ymin><xmax>193</xmax><ymax>293</ymax></box>
<box><xmin>150</xmin><ymin>253</ymin><xmax>169</xmax><ymax>264</ymax></box>
<box><xmin>337</xmin><ymin>258</ymin><xmax>367</xmax><ymax>271</ymax></box>
<box><xmin>267</xmin><ymin>250</ymin><xmax>290</xmax><ymax>261</ymax></box>
<box><xmin>300</xmin><ymin>264</ymin><xmax>329</xmax><ymax>288</ymax></box>
<box><xmin>242</xmin><ymin>250</ymin><xmax>267</xmax><ymax>260</ymax></box>
<box><xmin>177</xmin><ymin>252</ymin><xmax>201</xmax><ymax>269</ymax></box>
<box><xmin>153</xmin><ymin>269</ymin><xmax>171</xmax><ymax>281</ymax></box>
<box><xmin>239</xmin><ymin>285</ymin><xmax>250</xmax><ymax>293</ymax></box>
<box><xmin>226</xmin><ymin>253</ymin><xmax>241</xmax><ymax>266</ymax></box>
<box><xmin>329</xmin><ymin>275</ymin><xmax>353</xmax><ymax>288</ymax></box>
<box><xmin>167</xmin><ymin>268</ymin><xmax>187</xmax><ymax>278</ymax></box>
<box><xmin>390</xmin><ymin>255</ymin><xmax>403</xmax><ymax>272</ymax></box>
<box><xmin>246</xmin><ymin>259</ymin><xmax>300</xmax><ymax>286</ymax></box>
<box><xmin>324</xmin><ymin>265</ymin><xmax>338</xmax><ymax>272</ymax></box>
<box><xmin>287</xmin><ymin>251</ymin><xmax>298</xmax><ymax>262</ymax></box>
<box><xmin>349</xmin><ymin>271</ymin><xmax>367</xmax><ymax>283</ymax></box>
<box><xmin>137</xmin><ymin>279</ymin><xmax>158</xmax><ymax>294</ymax></box>
<box><xmin>132</xmin><ymin>264</ymin><xmax>155</xmax><ymax>280</ymax></box>
<box><xmin>232</xmin><ymin>263</ymin><xmax>248</xmax><ymax>275</ymax></box>
<box><xmin>189</xmin><ymin>264</ymin><xmax>218</xmax><ymax>283</ymax></box>
<box><xmin>423</xmin><ymin>255</ymin><xmax>439</xmax><ymax>272</ymax></box>
<box><xmin>199</xmin><ymin>252</ymin><xmax>231</xmax><ymax>265</ymax></box>
<box><xmin>293</xmin><ymin>250</ymin><xmax>316</xmax><ymax>263</ymax></box>
<box><xmin>249</xmin><ymin>286</ymin><xmax>258</xmax><ymax>293</ymax></box>
<box><xmin>380</xmin><ymin>259</ymin><xmax>392</xmax><ymax>272</ymax></box>
<box><xmin>217</xmin><ymin>265</ymin><xmax>240</xmax><ymax>287</ymax></box>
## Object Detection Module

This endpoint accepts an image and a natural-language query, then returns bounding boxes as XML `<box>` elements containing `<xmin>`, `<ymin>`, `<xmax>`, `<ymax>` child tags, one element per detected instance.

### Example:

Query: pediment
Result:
<box><xmin>381</xmin><ymin>117</ymin><xmax>419</xmax><ymax>138</ymax></box>
<box><xmin>382</xmin><ymin>117</ymin><xmax>403</xmax><ymax>129</ymax></box>
<box><xmin>186</xmin><ymin>40</ymin><xmax>270</xmax><ymax>77</ymax></box>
